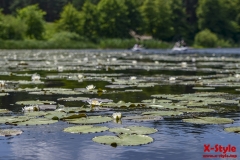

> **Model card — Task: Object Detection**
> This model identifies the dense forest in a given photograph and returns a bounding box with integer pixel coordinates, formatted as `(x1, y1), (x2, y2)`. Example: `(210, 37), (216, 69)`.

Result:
(0, 0), (240, 49)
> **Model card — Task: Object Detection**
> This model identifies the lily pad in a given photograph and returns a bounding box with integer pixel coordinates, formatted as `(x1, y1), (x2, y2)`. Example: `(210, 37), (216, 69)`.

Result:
(63, 125), (109, 134)
(92, 134), (153, 146)
(192, 87), (215, 90)
(0, 93), (9, 96)
(57, 97), (89, 101)
(16, 100), (56, 105)
(178, 108), (215, 113)
(122, 115), (163, 122)
(0, 129), (23, 136)
(142, 111), (183, 116)
(0, 109), (12, 114)
(182, 117), (234, 124)
(65, 116), (112, 124)
(12, 118), (58, 126)
(0, 116), (29, 124)
(224, 127), (240, 134)
(109, 126), (157, 135)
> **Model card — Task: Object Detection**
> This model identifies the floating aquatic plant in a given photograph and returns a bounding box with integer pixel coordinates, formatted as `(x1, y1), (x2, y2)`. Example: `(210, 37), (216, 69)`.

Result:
(12, 118), (58, 126)
(182, 117), (234, 124)
(65, 116), (112, 124)
(0, 129), (23, 136)
(112, 112), (122, 120)
(63, 125), (109, 134)
(122, 115), (163, 122)
(92, 134), (153, 146)
(16, 100), (56, 105)
(22, 105), (40, 112)
(109, 126), (157, 135)
(86, 84), (96, 90)
(224, 126), (240, 134)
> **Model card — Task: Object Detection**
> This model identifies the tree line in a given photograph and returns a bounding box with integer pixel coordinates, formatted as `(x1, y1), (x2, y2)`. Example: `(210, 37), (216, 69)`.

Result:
(0, 0), (240, 48)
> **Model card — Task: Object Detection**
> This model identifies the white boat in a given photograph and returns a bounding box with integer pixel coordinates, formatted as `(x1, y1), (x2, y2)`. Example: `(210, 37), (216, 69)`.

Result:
(172, 46), (188, 52)
(172, 40), (188, 52)
(131, 44), (143, 52)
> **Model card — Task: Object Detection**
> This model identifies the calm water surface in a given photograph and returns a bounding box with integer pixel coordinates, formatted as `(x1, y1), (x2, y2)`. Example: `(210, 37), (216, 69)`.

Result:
(0, 49), (239, 160)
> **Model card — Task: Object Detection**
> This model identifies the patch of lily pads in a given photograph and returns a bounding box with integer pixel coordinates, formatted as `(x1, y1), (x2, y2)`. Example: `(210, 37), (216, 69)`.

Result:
(109, 126), (157, 135)
(0, 129), (23, 136)
(182, 117), (234, 124)
(16, 100), (56, 105)
(12, 118), (58, 126)
(63, 125), (109, 134)
(224, 126), (240, 134)
(92, 134), (153, 146)
(64, 116), (112, 124)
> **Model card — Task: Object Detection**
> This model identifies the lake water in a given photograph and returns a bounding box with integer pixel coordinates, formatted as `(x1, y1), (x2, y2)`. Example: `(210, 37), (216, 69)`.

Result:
(0, 48), (239, 160)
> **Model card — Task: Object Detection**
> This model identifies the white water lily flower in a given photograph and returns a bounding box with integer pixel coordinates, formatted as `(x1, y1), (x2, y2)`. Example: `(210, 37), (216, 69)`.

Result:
(58, 66), (63, 72)
(130, 76), (137, 80)
(22, 105), (39, 112)
(112, 112), (122, 120)
(87, 99), (102, 106)
(77, 74), (84, 79)
(181, 62), (187, 68)
(31, 73), (40, 81)
(86, 84), (96, 90)
(169, 77), (176, 81)
(235, 74), (240, 78)
(132, 60), (137, 64)
(0, 80), (6, 87)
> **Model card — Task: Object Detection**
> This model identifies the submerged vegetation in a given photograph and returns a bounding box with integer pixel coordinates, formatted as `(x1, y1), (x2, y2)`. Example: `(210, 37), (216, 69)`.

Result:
(0, 50), (239, 148)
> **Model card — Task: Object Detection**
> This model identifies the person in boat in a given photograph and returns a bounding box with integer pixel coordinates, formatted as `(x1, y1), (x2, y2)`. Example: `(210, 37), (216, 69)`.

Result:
(132, 44), (143, 51)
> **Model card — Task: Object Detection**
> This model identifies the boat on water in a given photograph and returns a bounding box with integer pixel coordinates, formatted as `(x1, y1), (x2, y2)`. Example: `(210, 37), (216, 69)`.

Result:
(131, 44), (143, 52)
(172, 40), (189, 52)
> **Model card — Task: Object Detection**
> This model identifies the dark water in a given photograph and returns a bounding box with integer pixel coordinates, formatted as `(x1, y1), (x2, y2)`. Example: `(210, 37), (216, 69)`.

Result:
(0, 49), (239, 160)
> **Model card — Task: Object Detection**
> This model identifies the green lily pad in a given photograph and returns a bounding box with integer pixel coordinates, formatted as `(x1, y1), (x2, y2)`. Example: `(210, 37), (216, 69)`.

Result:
(56, 107), (91, 113)
(44, 111), (67, 120)
(12, 118), (58, 126)
(92, 134), (153, 146)
(57, 97), (89, 101)
(142, 111), (183, 116)
(124, 89), (143, 92)
(24, 111), (48, 117)
(0, 109), (12, 114)
(122, 115), (163, 122)
(16, 100), (56, 105)
(182, 117), (234, 124)
(147, 104), (187, 109)
(109, 126), (157, 135)
(0, 129), (23, 136)
(179, 108), (215, 113)
(43, 88), (72, 91)
(63, 125), (109, 134)
(65, 116), (112, 124)
(224, 127), (240, 134)
(192, 87), (215, 90)
(0, 93), (9, 96)
(0, 116), (29, 124)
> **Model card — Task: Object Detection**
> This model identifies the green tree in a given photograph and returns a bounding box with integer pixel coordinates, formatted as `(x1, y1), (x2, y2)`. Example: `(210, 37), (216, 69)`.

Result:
(197, 0), (239, 42)
(17, 4), (46, 39)
(154, 0), (173, 41)
(169, 0), (189, 42)
(55, 3), (82, 34)
(0, 14), (26, 40)
(140, 0), (157, 35)
(80, 1), (99, 40)
(97, 0), (129, 38)
(140, 0), (173, 41)
(194, 29), (218, 48)
(124, 0), (143, 34)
